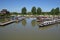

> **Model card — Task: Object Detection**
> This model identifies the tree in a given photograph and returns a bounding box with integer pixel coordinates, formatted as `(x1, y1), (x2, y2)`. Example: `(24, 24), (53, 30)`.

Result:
(50, 8), (55, 15)
(21, 7), (27, 14)
(50, 8), (55, 19)
(55, 7), (59, 15)
(37, 7), (42, 15)
(31, 6), (36, 15)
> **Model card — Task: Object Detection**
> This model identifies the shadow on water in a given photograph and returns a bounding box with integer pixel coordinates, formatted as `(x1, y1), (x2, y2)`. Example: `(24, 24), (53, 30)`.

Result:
(0, 26), (5, 28)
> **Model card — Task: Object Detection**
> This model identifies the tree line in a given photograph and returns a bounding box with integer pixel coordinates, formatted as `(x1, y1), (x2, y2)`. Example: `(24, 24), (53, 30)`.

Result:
(21, 6), (42, 15)
(21, 6), (60, 15)
(0, 6), (60, 15)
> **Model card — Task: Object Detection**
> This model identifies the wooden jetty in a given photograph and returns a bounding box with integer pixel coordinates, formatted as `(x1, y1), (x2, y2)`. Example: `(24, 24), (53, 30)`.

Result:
(0, 20), (15, 26)
(0, 17), (26, 26)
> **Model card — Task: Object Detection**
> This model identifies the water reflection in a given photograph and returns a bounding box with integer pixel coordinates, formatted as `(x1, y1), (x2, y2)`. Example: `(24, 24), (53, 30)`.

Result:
(31, 20), (36, 27)
(21, 19), (27, 26)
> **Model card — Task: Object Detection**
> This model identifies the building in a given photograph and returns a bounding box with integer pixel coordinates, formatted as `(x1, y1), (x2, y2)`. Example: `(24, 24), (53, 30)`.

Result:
(0, 9), (10, 19)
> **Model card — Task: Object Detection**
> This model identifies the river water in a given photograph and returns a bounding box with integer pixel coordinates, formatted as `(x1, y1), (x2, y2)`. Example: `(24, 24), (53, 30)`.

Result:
(0, 18), (60, 40)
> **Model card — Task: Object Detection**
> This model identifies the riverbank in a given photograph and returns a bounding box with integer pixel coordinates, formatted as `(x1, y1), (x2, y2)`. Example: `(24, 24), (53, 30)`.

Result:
(11, 15), (60, 18)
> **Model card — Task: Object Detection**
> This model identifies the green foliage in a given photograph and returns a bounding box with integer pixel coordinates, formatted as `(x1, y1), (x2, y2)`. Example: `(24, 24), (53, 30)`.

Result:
(37, 7), (42, 15)
(0, 7), (60, 16)
(50, 7), (59, 15)
(27, 12), (32, 15)
(12, 12), (18, 15)
(21, 7), (27, 14)
(55, 7), (59, 15)
(50, 8), (55, 15)
(31, 6), (36, 15)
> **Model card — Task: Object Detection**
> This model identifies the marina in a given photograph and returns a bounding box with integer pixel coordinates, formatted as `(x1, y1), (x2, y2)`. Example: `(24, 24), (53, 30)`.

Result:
(0, 17), (60, 40)
(0, 0), (60, 40)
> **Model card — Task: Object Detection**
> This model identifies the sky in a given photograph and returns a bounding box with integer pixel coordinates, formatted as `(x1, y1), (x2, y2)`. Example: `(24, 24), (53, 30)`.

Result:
(0, 0), (60, 12)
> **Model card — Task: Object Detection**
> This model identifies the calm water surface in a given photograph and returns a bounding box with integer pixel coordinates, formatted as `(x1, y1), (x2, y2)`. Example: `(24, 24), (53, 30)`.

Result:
(0, 18), (60, 40)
